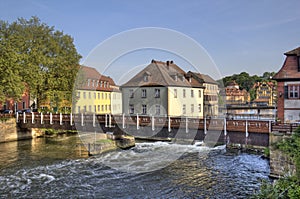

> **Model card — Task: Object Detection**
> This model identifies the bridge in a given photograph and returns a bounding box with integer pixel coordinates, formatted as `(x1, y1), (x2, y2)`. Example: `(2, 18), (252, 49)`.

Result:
(4, 112), (297, 148)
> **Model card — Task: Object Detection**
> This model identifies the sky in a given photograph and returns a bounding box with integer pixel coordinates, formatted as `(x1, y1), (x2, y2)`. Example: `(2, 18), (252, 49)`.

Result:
(1, 0), (300, 82)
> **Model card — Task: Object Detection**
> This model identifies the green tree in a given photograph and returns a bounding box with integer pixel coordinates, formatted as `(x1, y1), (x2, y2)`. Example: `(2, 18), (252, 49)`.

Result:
(0, 16), (81, 109)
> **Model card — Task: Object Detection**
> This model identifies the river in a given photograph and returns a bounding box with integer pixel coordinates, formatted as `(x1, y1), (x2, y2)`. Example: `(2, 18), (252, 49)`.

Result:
(0, 135), (269, 198)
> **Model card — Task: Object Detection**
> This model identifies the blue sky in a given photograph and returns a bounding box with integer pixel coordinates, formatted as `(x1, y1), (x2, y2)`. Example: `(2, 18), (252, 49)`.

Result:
(1, 0), (300, 81)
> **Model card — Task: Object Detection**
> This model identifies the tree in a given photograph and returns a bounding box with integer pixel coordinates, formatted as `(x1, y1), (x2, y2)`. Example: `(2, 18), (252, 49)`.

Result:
(0, 16), (81, 109)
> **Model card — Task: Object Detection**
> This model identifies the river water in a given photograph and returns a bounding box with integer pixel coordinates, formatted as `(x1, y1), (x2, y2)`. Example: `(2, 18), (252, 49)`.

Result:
(0, 135), (269, 198)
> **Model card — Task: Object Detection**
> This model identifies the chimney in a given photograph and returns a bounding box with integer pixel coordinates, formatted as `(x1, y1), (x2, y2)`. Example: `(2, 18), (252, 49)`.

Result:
(166, 61), (169, 70)
(170, 60), (173, 64)
(151, 59), (155, 63)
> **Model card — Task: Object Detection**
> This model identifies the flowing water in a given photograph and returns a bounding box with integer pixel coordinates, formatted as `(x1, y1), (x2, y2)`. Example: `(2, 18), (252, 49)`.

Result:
(0, 135), (269, 198)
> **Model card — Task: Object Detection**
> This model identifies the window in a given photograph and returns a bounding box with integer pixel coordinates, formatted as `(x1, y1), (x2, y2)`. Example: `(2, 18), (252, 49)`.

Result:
(87, 79), (90, 86)
(142, 104), (147, 115)
(144, 75), (148, 82)
(83, 92), (86, 99)
(105, 93), (107, 99)
(174, 89), (177, 98)
(98, 93), (100, 99)
(96, 80), (99, 87)
(129, 104), (134, 114)
(182, 104), (186, 114)
(289, 85), (299, 99)
(100, 81), (103, 87)
(105, 105), (107, 111)
(198, 104), (201, 113)
(84, 106), (87, 112)
(155, 105), (160, 115)
(183, 89), (186, 98)
(22, 101), (26, 109)
(191, 104), (194, 113)
(191, 90), (194, 98)
(198, 90), (201, 98)
(130, 89), (134, 98)
(77, 92), (80, 98)
(89, 105), (92, 112)
(94, 93), (96, 99)
(92, 80), (95, 87)
(88, 92), (91, 99)
(101, 105), (104, 111)
(155, 89), (160, 98)
(94, 105), (96, 112)
(78, 106), (80, 113)
(142, 89), (147, 98)
(102, 93), (104, 99)
(104, 82), (107, 88)
(98, 105), (100, 112)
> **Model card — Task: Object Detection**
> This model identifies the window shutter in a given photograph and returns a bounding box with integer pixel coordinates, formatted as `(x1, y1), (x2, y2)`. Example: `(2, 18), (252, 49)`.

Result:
(284, 86), (288, 99)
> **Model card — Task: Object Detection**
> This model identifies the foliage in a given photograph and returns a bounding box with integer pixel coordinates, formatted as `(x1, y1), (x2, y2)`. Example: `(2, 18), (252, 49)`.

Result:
(218, 71), (276, 92)
(0, 16), (81, 108)
(254, 127), (300, 198)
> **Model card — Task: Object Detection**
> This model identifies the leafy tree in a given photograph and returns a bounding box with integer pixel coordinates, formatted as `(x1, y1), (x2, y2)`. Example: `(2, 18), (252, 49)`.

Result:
(0, 16), (81, 109)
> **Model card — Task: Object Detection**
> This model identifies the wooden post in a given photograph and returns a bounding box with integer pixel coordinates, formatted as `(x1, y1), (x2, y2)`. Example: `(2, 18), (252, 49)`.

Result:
(50, 112), (53, 124)
(168, 116), (171, 132)
(23, 112), (26, 123)
(122, 113), (125, 129)
(152, 115), (155, 131)
(31, 112), (35, 124)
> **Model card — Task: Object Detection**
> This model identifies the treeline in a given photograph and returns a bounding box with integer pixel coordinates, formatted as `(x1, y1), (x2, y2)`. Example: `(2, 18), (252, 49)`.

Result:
(0, 16), (81, 107)
(218, 71), (277, 100)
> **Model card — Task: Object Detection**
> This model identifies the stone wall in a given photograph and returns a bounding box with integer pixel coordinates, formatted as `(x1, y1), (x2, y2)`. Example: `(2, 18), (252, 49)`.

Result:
(269, 132), (296, 178)
(0, 118), (35, 143)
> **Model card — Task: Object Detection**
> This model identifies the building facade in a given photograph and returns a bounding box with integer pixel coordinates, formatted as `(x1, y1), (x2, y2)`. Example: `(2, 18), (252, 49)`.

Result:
(225, 81), (250, 105)
(252, 81), (277, 106)
(273, 47), (300, 123)
(187, 72), (219, 117)
(75, 66), (121, 114)
(121, 60), (204, 117)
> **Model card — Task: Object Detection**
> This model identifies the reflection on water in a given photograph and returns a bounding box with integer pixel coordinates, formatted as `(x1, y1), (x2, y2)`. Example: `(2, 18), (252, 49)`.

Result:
(0, 136), (270, 198)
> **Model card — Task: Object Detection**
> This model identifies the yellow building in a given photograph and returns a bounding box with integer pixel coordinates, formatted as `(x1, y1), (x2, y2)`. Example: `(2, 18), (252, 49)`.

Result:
(74, 66), (120, 114)
(253, 81), (276, 106)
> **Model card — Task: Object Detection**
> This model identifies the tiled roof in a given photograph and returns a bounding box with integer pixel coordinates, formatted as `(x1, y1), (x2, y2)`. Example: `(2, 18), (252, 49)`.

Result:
(121, 60), (203, 88)
(77, 65), (116, 91)
(273, 46), (300, 80)
(187, 71), (218, 85)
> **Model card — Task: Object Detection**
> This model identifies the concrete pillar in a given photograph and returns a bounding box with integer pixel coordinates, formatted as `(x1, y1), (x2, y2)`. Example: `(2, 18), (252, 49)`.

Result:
(70, 113), (73, 126)
(204, 117), (207, 134)
(224, 118), (227, 136)
(93, 113), (96, 127)
(137, 113), (139, 130)
(168, 116), (171, 132)
(245, 120), (249, 138)
(60, 113), (63, 125)
(23, 112), (26, 123)
(185, 117), (189, 133)
(122, 113), (125, 129)
(109, 114), (112, 128)
(152, 115), (155, 131)
(50, 112), (53, 124)
(41, 112), (43, 124)
(16, 112), (19, 123)
(31, 112), (35, 124)
(105, 114), (108, 127)
(81, 113), (84, 126)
